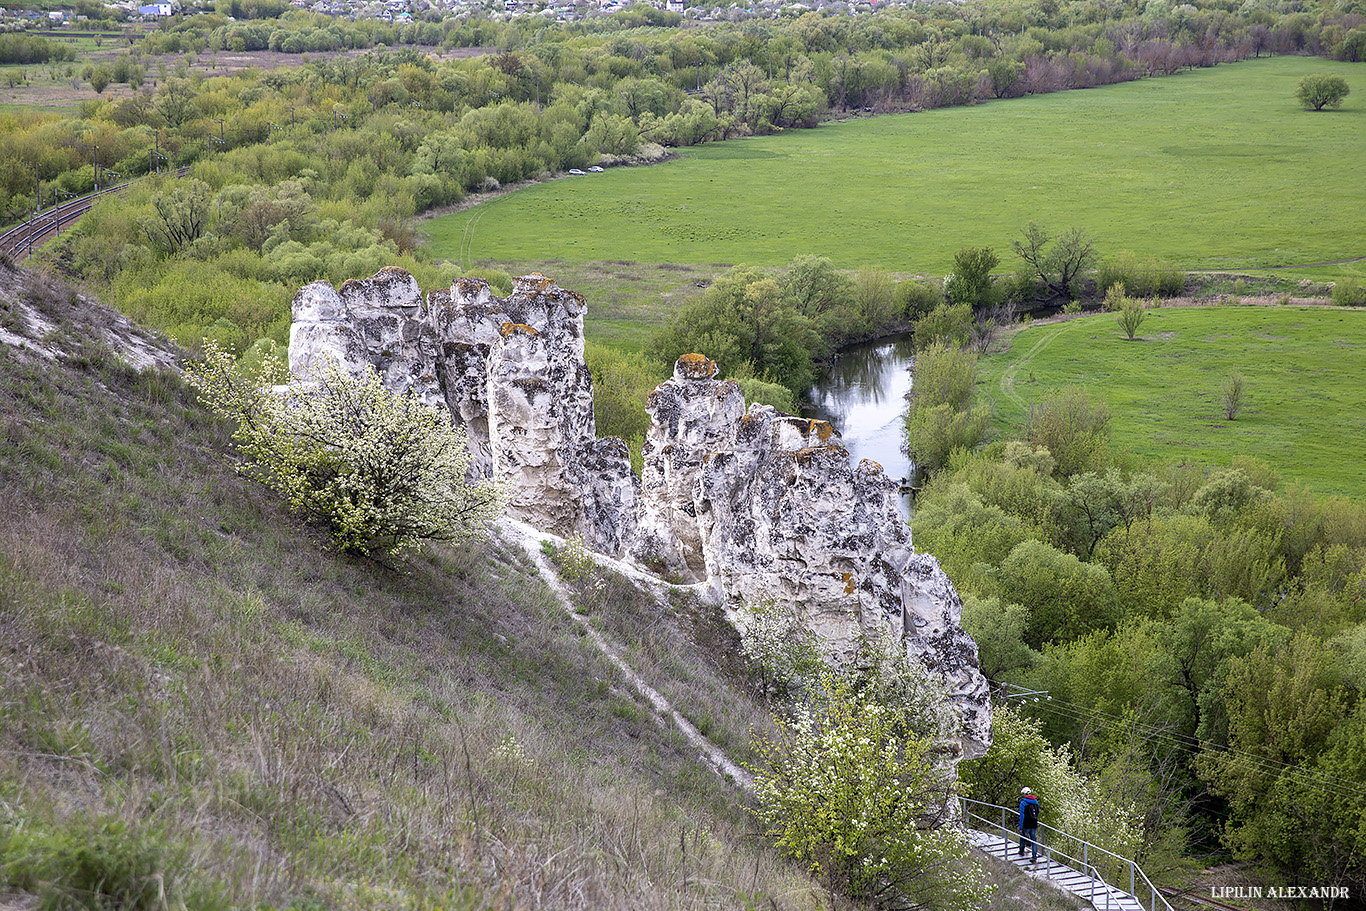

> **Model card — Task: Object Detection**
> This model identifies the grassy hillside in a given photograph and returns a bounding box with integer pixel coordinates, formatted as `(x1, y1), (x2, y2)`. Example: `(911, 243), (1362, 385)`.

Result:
(0, 262), (818, 909)
(430, 56), (1366, 281)
(977, 303), (1366, 498)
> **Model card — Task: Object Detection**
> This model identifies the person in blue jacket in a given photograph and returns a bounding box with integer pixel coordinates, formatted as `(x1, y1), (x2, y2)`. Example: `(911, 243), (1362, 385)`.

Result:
(1019, 787), (1040, 864)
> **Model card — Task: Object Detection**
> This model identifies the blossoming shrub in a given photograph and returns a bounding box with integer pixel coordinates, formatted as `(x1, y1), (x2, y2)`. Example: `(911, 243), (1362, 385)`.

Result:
(748, 646), (990, 911)
(186, 341), (504, 557)
(735, 600), (824, 698)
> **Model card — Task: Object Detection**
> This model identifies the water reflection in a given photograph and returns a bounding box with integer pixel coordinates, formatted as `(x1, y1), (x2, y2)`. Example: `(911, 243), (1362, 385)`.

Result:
(804, 334), (916, 518)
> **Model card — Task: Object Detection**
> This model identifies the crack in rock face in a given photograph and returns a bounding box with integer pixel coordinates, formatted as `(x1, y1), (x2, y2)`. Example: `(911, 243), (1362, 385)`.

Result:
(289, 269), (991, 759)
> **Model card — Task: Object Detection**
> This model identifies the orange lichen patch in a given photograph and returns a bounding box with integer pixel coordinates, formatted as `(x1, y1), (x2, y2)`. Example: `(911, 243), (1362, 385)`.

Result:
(794, 443), (848, 466)
(516, 272), (555, 293)
(454, 277), (489, 294)
(808, 419), (834, 442)
(500, 321), (539, 338)
(676, 353), (716, 380)
(842, 572), (856, 595)
(858, 459), (884, 473)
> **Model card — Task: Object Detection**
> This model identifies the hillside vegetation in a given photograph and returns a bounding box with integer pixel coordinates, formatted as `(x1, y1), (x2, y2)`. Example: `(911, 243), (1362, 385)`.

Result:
(0, 263), (816, 909)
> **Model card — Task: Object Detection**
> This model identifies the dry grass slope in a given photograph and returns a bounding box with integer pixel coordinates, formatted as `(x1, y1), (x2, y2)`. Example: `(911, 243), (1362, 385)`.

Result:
(0, 262), (830, 910)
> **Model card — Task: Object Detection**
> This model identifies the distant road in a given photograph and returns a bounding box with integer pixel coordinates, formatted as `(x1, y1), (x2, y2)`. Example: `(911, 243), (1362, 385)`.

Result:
(0, 166), (188, 260)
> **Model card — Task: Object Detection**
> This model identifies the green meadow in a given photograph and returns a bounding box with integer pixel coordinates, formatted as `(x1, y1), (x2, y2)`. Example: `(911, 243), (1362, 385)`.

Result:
(429, 56), (1366, 281)
(977, 305), (1366, 497)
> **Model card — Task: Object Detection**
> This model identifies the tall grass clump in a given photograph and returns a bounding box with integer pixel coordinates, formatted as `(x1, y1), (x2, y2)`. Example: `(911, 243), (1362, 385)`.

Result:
(1332, 278), (1365, 307)
(1097, 251), (1186, 298)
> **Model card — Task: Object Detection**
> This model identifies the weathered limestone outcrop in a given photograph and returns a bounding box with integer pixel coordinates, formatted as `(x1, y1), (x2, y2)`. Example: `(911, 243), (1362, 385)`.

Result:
(288, 269), (988, 758)
(632, 354), (747, 582)
(289, 267), (444, 410)
(643, 361), (992, 758)
(288, 269), (636, 555)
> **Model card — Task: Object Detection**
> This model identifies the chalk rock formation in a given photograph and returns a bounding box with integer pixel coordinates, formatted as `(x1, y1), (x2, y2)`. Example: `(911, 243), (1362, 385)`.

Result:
(643, 361), (992, 759)
(288, 269), (636, 555)
(632, 354), (746, 582)
(289, 267), (444, 411)
(287, 270), (988, 757)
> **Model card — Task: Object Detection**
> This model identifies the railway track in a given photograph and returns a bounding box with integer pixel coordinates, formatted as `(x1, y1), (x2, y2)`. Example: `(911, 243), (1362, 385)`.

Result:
(0, 167), (189, 260)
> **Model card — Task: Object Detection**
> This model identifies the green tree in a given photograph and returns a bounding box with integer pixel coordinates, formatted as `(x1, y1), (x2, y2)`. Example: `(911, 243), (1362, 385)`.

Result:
(1196, 633), (1366, 894)
(1295, 73), (1350, 110)
(961, 594), (1037, 681)
(993, 538), (1119, 646)
(1012, 223), (1098, 302)
(85, 64), (113, 94)
(651, 266), (822, 395)
(913, 301), (973, 351)
(186, 343), (505, 558)
(1024, 386), (1111, 477)
(943, 246), (999, 309)
(903, 341), (992, 472)
(749, 666), (990, 911)
(138, 179), (214, 256)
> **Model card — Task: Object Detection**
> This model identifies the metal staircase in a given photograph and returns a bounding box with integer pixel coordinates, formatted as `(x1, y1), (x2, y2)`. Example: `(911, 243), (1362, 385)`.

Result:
(960, 797), (1173, 911)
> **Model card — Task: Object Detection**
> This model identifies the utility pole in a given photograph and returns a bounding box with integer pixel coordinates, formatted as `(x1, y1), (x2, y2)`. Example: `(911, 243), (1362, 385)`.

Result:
(34, 165), (40, 215)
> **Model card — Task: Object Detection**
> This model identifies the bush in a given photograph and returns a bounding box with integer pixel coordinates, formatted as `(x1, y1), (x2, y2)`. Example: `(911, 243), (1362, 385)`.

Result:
(1222, 371), (1246, 420)
(748, 659), (990, 911)
(1295, 73), (1350, 110)
(1117, 296), (1147, 341)
(944, 247), (1000, 309)
(913, 301), (973, 351)
(186, 342), (505, 557)
(1, 816), (228, 911)
(901, 279), (944, 320)
(904, 342), (993, 471)
(1025, 387), (1111, 477)
(1097, 251), (1186, 298)
(1331, 278), (1365, 307)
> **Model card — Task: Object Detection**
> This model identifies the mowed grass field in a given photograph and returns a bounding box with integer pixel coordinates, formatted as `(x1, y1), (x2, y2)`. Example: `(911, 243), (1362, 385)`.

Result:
(978, 305), (1366, 497)
(428, 56), (1366, 280)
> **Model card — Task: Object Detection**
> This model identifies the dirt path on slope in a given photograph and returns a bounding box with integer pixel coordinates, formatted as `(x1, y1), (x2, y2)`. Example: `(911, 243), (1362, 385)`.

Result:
(499, 518), (753, 789)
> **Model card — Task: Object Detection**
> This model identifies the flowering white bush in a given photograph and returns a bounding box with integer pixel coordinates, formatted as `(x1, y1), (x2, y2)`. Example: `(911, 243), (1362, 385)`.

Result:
(186, 341), (504, 558)
(736, 600), (824, 697)
(749, 656), (990, 911)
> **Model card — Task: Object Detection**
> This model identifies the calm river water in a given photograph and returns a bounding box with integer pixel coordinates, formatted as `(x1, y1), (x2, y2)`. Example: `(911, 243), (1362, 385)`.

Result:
(804, 334), (916, 518)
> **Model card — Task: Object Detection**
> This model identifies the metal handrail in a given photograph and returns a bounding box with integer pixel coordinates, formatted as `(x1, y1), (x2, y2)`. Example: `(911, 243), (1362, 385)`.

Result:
(960, 796), (1174, 911)
(961, 798), (1113, 910)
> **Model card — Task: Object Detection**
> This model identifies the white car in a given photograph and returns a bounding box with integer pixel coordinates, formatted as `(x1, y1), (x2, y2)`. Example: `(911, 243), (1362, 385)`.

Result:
(568, 169), (586, 175)
(588, 166), (604, 173)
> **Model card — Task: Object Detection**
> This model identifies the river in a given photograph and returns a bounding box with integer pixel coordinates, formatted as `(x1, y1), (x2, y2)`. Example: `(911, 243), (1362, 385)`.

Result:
(804, 334), (916, 519)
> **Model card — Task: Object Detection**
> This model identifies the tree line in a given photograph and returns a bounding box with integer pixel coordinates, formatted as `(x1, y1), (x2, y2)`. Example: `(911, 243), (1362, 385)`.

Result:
(906, 324), (1366, 892)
